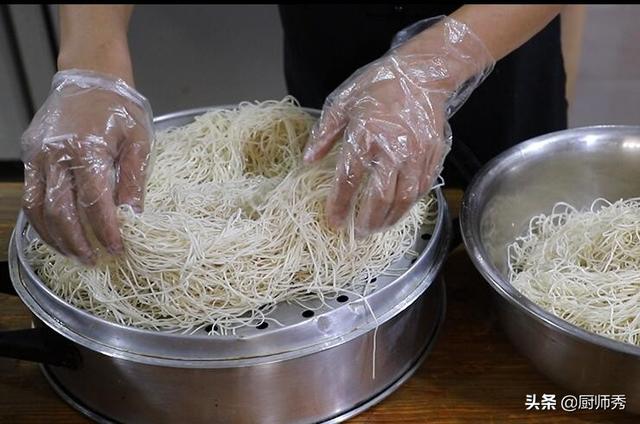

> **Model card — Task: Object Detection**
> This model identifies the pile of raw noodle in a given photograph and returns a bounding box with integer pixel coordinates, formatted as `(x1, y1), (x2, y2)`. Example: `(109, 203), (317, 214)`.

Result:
(508, 198), (640, 346)
(26, 97), (435, 335)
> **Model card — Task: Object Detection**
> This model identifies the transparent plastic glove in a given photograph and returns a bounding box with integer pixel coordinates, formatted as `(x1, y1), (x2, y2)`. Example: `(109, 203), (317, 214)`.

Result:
(21, 69), (154, 265)
(304, 16), (495, 237)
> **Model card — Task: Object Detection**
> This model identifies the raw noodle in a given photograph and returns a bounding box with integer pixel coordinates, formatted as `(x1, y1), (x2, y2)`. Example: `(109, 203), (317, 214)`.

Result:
(508, 197), (640, 346)
(26, 97), (435, 335)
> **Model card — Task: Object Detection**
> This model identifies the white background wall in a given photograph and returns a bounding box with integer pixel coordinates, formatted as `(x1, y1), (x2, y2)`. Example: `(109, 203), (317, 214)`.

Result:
(128, 5), (287, 115)
(569, 5), (640, 127)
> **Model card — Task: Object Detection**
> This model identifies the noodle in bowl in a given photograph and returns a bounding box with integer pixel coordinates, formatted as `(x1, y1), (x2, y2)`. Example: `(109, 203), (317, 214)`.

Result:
(461, 125), (640, 413)
(507, 197), (640, 347)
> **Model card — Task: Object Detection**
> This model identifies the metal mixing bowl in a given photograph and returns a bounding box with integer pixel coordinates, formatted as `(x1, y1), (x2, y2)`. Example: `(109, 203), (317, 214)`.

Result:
(460, 125), (640, 413)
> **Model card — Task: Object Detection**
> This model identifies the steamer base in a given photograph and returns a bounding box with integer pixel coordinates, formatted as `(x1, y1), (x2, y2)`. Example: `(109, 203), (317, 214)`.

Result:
(40, 282), (446, 424)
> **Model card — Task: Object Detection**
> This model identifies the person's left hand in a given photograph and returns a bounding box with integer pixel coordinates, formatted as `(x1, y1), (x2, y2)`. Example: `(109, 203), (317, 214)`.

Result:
(303, 16), (494, 237)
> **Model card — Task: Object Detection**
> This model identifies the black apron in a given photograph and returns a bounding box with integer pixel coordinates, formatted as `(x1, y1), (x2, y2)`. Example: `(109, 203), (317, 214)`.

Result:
(279, 4), (568, 187)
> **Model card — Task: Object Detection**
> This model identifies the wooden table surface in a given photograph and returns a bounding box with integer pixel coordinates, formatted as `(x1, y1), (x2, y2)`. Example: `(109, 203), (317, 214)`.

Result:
(0, 183), (635, 423)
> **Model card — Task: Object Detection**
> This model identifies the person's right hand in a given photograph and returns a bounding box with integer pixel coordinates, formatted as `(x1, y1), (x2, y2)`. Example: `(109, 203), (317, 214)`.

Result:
(21, 69), (154, 265)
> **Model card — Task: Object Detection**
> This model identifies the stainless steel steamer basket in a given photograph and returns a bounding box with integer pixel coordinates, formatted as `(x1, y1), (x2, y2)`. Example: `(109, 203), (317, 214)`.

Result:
(1, 107), (452, 424)
(460, 125), (640, 414)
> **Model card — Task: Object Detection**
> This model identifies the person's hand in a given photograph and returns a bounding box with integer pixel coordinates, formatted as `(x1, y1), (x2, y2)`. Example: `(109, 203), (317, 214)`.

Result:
(304, 16), (495, 237)
(21, 69), (153, 265)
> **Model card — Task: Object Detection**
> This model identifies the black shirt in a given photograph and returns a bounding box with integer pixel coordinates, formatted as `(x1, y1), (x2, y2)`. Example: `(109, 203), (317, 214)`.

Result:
(279, 4), (567, 186)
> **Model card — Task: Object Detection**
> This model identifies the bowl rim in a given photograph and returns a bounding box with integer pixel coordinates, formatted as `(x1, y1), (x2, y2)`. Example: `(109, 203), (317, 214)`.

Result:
(460, 124), (640, 356)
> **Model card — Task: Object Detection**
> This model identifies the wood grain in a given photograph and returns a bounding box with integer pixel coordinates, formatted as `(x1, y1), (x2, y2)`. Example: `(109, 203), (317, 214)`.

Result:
(0, 185), (635, 423)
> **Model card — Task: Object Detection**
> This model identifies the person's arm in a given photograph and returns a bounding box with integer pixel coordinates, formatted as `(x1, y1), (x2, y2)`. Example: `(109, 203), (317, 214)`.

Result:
(453, 5), (565, 60)
(306, 5), (566, 237)
(401, 5), (566, 79)
(58, 5), (135, 84)
(560, 5), (587, 103)
(21, 5), (153, 264)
